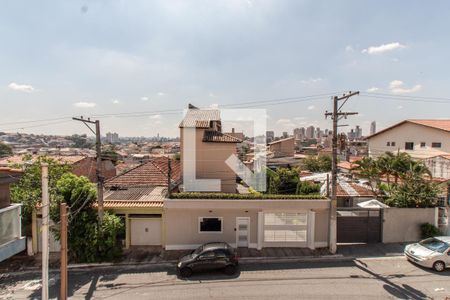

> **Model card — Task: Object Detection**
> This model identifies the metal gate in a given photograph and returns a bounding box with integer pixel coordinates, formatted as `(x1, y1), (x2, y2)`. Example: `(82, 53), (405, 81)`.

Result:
(337, 208), (382, 243)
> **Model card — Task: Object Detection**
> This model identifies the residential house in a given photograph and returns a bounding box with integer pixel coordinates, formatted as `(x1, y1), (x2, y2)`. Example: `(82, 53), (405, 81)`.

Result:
(0, 167), (25, 262)
(179, 104), (242, 193)
(268, 137), (295, 158)
(366, 119), (450, 159)
(164, 105), (331, 251)
(104, 157), (181, 249)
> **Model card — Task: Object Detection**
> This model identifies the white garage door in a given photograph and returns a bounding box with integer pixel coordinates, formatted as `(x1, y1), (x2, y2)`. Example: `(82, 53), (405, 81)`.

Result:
(130, 218), (162, 246)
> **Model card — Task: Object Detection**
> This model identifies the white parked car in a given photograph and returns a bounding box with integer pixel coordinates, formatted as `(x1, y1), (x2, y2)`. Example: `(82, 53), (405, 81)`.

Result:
(404, 236), (450, 272)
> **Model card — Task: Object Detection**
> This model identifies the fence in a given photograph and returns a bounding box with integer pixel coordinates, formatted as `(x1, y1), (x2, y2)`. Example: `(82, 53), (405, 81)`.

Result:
(382, 207), (438, 243)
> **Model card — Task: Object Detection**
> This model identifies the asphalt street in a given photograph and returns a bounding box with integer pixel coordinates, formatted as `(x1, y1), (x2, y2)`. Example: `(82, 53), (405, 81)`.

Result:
(1, 257), (449, 299)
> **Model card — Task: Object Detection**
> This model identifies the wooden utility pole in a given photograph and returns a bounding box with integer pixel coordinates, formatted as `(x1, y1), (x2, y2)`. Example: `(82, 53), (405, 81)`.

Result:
(325, 91), (359, 254)
(41, 163), (49, 300)
(60, 203), (68, 300)
(72, 117), (104, 223)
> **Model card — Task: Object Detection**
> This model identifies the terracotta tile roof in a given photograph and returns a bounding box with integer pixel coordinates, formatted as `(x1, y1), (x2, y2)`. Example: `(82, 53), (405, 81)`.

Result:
(179, 107), (220, 128)
(367, 119), (450, 139)
(336, 181), (376, 198)
(337, 161), (358, 170)
(203, 130), (243, 143)
(0, 167), (23, 184)
(0, 155), (86, 166)
(105, 157), (180, 188)
(408, 119), (450, 132)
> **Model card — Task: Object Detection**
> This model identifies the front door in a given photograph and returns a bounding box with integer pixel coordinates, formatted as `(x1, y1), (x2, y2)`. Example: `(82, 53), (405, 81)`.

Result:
(236, 217), (250, 248)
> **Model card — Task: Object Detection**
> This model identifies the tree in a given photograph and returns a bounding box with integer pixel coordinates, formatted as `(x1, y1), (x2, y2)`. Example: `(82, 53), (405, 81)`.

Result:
(356, 151), (438, 207)
(264, 167), (320, 195)
(67, 134), (93, 148)
(10, 156), (72, 231)
(0, 142), (13, 158)
(303, 154), (332, 172)
(51, 173), (124, 262)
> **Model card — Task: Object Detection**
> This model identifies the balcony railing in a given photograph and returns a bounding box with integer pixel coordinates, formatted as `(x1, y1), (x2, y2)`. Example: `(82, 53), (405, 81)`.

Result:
(0, 204), (22, 246)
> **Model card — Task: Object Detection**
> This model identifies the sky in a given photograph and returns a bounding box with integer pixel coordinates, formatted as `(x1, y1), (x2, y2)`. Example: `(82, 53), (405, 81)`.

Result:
(1, 0), (450, 138)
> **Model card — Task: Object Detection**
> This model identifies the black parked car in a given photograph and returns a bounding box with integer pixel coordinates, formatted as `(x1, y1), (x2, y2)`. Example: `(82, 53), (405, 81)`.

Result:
(177, 242), (239, 277)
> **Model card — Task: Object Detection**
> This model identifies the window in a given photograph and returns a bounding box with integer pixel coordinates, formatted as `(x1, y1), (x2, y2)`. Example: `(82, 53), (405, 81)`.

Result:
(432, 142), (442, 148)
(199, 217), (223, 233)
(386, 142), (390, 146)
(198, 251), (215, 260)
(420, 142), (426, 148)
(405, 142), (414, 150)
(391, 142), (396, 147)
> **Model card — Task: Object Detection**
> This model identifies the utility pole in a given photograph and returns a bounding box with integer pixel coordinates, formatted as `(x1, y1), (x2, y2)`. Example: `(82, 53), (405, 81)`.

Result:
(41, 163), (49, 300)
(167, 157), (172, 198)
(60, 203), (68, 300)
(72, 117), (104, 223)
(325, 91), (359, 254)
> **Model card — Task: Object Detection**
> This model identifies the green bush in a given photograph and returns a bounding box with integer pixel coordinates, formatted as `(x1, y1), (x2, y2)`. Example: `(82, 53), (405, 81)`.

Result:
(420, 223), (441, 239)
(296, 181), (321, 195)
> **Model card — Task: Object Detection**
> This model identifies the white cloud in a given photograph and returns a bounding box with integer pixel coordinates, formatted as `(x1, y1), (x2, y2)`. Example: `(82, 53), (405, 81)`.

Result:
(149, 114), (162, 119)
(73, 102), (96, 108)
(111, 99), (120, 104)
(345, 45), (354, 53)
(366, 87), (379, 92)
(141, 96), (149, 101)
(209, 92), (218, 98)
(389, 80), (422, 94)
(307, 105), (315, 110)
(397, 105), (403, 109)
(157, 92), (165, 96)
(8, 82), (35, 93)
(389, 80), (403, 89)
(300, 78), (322, 84)
(362, 42), (406, 55)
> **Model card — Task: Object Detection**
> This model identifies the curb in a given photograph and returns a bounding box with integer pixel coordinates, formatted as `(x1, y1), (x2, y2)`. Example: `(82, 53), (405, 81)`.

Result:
(2, 254), (405, 277)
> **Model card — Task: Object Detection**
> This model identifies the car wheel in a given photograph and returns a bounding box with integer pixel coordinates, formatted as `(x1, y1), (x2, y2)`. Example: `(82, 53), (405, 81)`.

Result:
(224, 265), (237, 276)
(433, 261), (445, 272)
(179, 267), (193, 278)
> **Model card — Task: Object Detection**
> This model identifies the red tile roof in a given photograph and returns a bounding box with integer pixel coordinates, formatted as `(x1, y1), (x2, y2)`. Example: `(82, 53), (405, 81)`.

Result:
(203, 130), (243, 143)
(367, 119), (450, 139)
(179, 107), (220, 128)
(105, 157), (180, 188)
(337, 161), (358, 170)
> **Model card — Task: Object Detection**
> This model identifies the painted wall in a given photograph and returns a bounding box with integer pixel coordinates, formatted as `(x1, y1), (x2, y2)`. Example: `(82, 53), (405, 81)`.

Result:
(382, 208), (437, 243)
(165, 209), (258, 248)
(180, 128), (238, 193)
(423, 156), (450, 179)
(368, 122), (450, 159)
(164, 199), (330, 249)
(269, 138), (295, 158)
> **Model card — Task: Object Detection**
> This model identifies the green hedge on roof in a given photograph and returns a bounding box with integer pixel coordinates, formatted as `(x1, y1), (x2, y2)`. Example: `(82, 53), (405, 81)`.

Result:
(170, 192), (325, 200)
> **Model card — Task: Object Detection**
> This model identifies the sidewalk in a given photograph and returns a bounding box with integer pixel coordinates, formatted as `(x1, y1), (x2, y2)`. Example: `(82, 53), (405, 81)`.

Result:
(0, 243), (406, 274)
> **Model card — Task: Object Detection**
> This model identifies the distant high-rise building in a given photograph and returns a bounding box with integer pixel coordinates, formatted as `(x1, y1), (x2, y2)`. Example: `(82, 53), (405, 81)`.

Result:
(282, 131), (288, 138)
(306, 126), (315, 139)
(293, 128), (305, 141)
(355, 125), (362, 139)
(106, 132), (119, 144)
(370, 121), (376, 136)
(266, 131), (275, 143)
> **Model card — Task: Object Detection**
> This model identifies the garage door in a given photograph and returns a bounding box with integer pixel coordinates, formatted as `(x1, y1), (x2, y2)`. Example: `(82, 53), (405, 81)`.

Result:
(130, 218), (162, 246)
